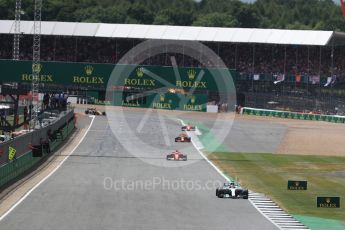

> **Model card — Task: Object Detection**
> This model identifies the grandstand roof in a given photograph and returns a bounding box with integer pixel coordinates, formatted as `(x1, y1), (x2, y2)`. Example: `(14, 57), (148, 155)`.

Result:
(1, 20), (345, 46)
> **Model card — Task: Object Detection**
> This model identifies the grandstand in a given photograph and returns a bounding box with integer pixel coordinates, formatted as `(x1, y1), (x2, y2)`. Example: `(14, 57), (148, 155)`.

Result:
(1, 20), (345, 114)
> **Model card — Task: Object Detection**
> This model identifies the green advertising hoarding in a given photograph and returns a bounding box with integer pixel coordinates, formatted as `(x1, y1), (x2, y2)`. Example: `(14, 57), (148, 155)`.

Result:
(112, 92), (207, 112)
(287, 180), (307, 190)
(317, 197), (340, 208)
(0, 59), (235, 92)
(0, 59), (113, 87)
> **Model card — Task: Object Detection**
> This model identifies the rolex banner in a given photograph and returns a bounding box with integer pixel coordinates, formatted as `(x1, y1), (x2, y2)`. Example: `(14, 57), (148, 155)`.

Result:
(287, 180), (307, 190)
(151, 93), (207, 112)
(0, 60), (112, 87)
(317, 197), (340, 208)
(0, 60), (235, 92)
(112, 92), (207, 112)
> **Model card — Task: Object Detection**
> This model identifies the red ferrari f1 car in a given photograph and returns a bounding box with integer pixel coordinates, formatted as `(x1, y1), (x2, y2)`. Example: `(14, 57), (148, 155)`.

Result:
(175, 133), (191, 142)
(166, 150), (187, 161)
(181, 124), (195, 131)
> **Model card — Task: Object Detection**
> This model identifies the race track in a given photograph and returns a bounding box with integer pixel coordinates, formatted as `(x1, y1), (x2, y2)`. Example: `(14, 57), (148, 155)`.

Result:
(0, 109), (278, 230)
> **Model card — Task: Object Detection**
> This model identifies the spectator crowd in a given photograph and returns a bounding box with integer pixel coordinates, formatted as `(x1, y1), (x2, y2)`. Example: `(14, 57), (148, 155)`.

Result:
(0, 34), (345, 81)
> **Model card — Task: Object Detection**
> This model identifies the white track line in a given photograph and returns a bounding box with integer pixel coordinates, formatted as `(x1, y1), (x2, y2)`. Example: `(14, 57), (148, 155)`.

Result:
(178, 119), (231, 182)
(178, 119), (310, 230)
(0, 115), (96, 222)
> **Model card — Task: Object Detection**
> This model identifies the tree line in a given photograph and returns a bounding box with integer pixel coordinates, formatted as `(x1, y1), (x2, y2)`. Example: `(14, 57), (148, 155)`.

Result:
(0, 0), (344, 31)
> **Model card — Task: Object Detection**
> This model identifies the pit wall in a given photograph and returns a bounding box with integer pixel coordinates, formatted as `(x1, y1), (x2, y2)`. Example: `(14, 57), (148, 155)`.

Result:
(0, 110), (75, 166)
(242, 107), (345, 123)
(0, 113), (75, 188)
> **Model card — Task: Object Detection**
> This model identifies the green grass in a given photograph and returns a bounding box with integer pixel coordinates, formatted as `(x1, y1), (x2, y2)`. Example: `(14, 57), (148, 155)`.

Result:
(209, 152), (345, 221)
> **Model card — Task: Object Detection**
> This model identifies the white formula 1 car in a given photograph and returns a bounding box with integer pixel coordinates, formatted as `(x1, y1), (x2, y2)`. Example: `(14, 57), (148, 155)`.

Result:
(216, 182), (248, 199)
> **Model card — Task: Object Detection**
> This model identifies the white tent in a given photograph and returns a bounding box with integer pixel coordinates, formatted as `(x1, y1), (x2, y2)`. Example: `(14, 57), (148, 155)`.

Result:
(1, 20), (345, 46)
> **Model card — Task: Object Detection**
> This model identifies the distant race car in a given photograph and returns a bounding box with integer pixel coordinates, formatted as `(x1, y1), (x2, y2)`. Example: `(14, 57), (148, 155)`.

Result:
(216, 182), (248, 199)
(175, 133), (191, 142)
(181, 124), (195, 131)
(85, 108), (106, 116)
(166, 150), (187, 161)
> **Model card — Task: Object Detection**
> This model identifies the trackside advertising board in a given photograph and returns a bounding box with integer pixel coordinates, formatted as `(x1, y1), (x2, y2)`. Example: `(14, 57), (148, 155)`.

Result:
(317, 197), (340, 208)
(112, 92), (207, 112)
(287, 180), (307, 190)
(0, 60), (235, 92)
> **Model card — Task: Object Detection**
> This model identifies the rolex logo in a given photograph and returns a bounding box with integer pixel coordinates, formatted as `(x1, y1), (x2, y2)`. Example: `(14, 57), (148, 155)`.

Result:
(32, 63), (42, 73)
(191, 96), (196, 104)
(326, 198), (331, 204)
(160, 94), (165, 102)
(187, 69), (196, 80)
(85, 65), (94, 76)
(136, 67), (144, 78)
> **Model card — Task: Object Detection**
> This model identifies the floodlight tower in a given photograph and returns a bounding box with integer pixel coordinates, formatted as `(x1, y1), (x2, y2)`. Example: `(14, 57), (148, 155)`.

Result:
(31, 0), (42, 128)
(13, 0), (21, 60)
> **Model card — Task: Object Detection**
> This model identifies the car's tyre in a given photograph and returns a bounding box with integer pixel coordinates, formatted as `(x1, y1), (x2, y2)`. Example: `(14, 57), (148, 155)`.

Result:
(85, 110), (89, 114)
(183, 156), (187, 161)
(218, 194), (224, 198)
(216, 189), (219, 196)
(243, 190), (249, 199)
(235, 190), (240, 198)
(166, 155), (169, 160)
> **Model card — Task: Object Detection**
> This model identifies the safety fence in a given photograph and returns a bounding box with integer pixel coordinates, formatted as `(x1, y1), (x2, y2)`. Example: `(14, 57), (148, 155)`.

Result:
(242, 107), (345, 123)
(0, 115), (75, 188)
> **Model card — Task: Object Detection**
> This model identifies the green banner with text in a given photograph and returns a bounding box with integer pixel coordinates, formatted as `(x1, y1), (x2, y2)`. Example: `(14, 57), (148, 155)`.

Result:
(112, 92), (207, 112)
(287, 180), (307, 190)
(0, 59), (235, 92)
(317, 197), (340, 208)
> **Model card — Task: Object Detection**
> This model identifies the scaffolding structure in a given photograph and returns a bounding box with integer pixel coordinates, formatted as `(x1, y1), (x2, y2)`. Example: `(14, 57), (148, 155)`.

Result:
(12, 0), (21, 60)
(31, 0), (42, 128)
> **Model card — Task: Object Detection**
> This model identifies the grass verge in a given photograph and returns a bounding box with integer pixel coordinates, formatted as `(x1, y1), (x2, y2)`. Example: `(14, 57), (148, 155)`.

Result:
(208, 152), (345, 222)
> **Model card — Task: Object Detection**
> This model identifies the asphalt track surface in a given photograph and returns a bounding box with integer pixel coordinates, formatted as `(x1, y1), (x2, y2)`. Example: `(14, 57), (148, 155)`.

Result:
(0, 110), (278, 230)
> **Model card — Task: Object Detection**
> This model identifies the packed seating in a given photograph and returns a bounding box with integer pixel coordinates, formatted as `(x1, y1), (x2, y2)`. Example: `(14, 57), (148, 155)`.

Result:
(0, 34), (344, 80)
